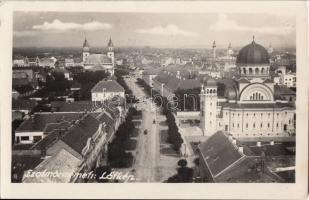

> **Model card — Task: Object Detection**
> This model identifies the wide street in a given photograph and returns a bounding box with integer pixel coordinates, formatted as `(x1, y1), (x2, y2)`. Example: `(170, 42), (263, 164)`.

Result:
(124, 77), (161, 182)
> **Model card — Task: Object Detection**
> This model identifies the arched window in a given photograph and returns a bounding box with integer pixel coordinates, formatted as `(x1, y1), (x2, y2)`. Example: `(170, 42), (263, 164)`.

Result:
(267, 123), (270, 128)
(249, 68), (253, 75)
(261, 96), (264, 100)
(210, 89), (212, 94)
(213, 89), (216, 93)
(261, 68), (265, 74)
(206, 89), (209, 94)
(253, 93), (255, 100)
(258, 93), (261, 100)
(243, 68), (247, 74)
(260, 123), (263, 128)
(253, 123), (256, 128)
(255, 68), (259, 74)
(246, 123), (248, 128)
(250, 96), (252, 100)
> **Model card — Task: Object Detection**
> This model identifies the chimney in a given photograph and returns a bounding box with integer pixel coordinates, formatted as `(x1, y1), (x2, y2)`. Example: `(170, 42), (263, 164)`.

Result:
(238, 147), (244, 154)
(257, 141), (261, 147)
(270, 141), (275, 146)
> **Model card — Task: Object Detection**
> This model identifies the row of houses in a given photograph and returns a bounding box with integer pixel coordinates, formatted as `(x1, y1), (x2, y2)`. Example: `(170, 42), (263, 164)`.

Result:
(12, 100), (125, 183)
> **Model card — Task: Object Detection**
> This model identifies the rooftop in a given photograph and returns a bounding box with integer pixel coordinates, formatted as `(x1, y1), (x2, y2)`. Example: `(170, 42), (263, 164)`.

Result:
(51, 101), (93, 112)
(16, 113), (83, 132)
(91, 80), (125, 93)
(22, 149), (82, 183)
(84, 54), (112, 65)
(61, 114), (100, 154)
(198, 132), (243, 177)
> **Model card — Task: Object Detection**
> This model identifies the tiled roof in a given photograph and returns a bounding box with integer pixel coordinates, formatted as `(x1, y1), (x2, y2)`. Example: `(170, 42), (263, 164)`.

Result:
(84, 54), (112, 65)
(31, 130), (60, 150)
(199, 132), (243, 177)
(91, 80), (125, 93)
(61, 114), (100, 154)
(16, 113), (83, 132)
(154, 72), (201, 91)
(23, 149), (82, 183)
(43, 121), (71, 133)
(51, 101), (93, 112)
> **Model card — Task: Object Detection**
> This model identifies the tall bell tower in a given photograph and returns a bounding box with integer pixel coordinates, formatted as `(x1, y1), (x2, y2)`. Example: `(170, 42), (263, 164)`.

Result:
(200, 78), (218, 136)
(82, 38), (90, 63)
(107, 37), (114, 65)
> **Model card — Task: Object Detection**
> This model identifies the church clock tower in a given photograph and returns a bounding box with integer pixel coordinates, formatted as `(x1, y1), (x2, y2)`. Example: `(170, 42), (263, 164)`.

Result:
(82, 38), (90, 63)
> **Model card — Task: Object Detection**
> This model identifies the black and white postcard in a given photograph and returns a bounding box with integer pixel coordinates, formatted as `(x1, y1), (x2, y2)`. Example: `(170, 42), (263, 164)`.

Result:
(0, 1), (308, 199)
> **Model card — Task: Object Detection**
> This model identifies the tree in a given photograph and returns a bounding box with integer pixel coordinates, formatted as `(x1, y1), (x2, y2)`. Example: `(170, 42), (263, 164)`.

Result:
(177, 159), (188, 168)
(166, 159), (194, 183)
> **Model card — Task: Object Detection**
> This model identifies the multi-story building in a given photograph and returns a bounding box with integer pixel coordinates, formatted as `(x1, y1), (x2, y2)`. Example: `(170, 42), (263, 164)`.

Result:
(91, 80), (125, 102)
(82, 37), (115, 76)
(200, 39), (296, 138)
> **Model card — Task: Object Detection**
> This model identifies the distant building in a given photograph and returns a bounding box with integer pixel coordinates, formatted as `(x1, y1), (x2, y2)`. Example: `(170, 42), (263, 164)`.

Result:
(39, 57), (57, 68)
(283, 72), (296, 88)
(53, 68), (72, 80)
(82, 37), (115, 76)
(91, 79), (125, 102)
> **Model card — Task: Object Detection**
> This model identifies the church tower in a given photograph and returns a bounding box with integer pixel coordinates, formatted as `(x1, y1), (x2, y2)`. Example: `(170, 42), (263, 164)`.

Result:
(227, 42), (233, 58)
(212, 40), (217, 59)
(200, 78), (218, 136)
(82, 38), (90, 63)
(107, 37), (115, 65)
(107, 37), (115, 76)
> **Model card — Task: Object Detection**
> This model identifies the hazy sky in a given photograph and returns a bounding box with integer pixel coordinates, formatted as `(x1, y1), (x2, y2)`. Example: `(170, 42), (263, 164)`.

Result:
(13, 12), (295, 49)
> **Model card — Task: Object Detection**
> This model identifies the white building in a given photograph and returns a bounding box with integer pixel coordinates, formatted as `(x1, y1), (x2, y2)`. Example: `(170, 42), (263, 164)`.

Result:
(283, 72), (296, 88)
(82, 37), (115, 76)
(200, 39), (295, 139)
(91, 80), (125, 102)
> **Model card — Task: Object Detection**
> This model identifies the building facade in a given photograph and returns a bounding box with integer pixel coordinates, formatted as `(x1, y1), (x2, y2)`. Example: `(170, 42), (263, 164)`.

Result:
(91, 80), (125, 102)
(82, 37), (115, 76)
(200, 39), (296, 138)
